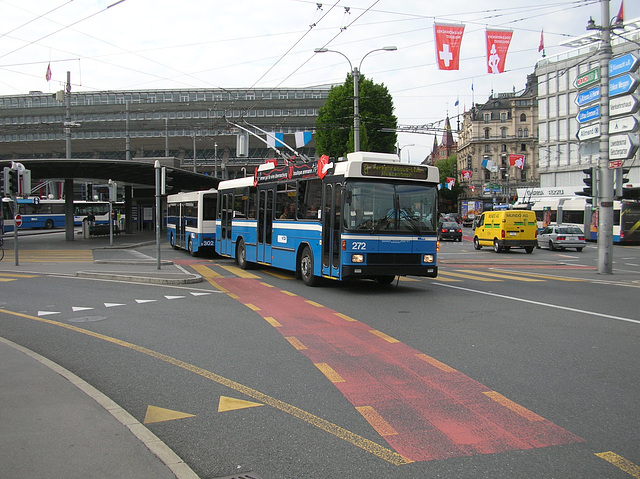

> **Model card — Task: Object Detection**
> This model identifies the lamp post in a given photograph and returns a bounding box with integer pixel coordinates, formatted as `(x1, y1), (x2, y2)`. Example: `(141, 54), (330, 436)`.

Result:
(314, 46), (397, 152)
(397, 143), (415, 162)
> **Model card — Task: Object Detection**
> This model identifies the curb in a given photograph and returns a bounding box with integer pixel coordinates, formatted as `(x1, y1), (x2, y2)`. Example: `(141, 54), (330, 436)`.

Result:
(76, 271), (203, 285)
(0, 337), (200, 479)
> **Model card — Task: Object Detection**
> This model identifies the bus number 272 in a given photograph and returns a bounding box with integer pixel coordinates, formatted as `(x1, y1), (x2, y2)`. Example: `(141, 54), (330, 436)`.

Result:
(351, 241), (367, 250)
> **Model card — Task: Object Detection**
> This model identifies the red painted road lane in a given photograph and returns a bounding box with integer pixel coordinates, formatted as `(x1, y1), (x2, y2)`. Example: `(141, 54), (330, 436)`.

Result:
(215, 277), (583, 462)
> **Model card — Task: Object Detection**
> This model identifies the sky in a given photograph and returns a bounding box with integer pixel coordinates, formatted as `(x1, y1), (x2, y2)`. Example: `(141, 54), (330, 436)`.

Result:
(1, 0), (639, 163)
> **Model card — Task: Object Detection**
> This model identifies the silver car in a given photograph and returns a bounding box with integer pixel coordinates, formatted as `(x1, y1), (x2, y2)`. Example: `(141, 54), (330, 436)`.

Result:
(537, 225), (586, 252)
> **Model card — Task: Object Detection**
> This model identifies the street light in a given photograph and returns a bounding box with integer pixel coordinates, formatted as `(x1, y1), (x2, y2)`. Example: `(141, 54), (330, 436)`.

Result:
(314, 46), (397, 152)
(397, 143), (415, 162)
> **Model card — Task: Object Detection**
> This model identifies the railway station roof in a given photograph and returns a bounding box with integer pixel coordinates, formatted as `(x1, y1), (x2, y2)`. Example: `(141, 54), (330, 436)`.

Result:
(0, 158), (220, 193)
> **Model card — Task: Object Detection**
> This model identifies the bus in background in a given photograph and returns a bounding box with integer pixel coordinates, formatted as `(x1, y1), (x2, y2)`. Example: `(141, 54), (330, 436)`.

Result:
(1, 198), (123, 233)
(166, 188), (217, 255)
(525, 196), (640, 244)
(216, 151), (440, 286)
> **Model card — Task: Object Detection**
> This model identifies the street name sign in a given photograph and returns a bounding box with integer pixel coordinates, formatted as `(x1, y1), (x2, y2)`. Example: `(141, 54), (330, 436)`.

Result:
(576, 104), (601, 124)
(609, 133), (639, 160)
(609, 73), (639, 97)
(577, 123), (601, 141)
(575, 86), (600, 107)
(573, 68), (600, 89)
(609, 53), (639, 77)
(609, 94), (640, 117)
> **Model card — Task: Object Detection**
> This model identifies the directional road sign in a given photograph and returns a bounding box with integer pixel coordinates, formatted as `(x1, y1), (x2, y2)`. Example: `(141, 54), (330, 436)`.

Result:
(609, 53), (639, 78)
(609, 73), (639, 98)
(576, 104), (601, 124)
(577, 123), (601, 141)
(573, 68), (600, 90)
(610, 114), (639, 134)
(609, 94), (640, 117)
(575, 86), (600, 107)
(609, 133), (640, 160)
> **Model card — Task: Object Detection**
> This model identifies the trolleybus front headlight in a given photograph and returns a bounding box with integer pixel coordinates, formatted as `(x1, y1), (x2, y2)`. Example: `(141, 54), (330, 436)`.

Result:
(423, 254), (434, 263)
(351, 254), (364, 263)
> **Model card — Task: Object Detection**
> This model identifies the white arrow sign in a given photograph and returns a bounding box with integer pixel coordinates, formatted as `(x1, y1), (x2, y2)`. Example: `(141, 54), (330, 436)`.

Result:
(609, 94), (640, 117)
(577, 123), (601, 141)
(610, 114), (640, 134)
(609, 133), (640, 160)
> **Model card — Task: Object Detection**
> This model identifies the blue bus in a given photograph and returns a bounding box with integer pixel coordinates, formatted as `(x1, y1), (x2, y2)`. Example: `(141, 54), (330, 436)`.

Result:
(216, 152), (440, 286)
(166, 188), (217, 255)
(1, 198), (122, 233)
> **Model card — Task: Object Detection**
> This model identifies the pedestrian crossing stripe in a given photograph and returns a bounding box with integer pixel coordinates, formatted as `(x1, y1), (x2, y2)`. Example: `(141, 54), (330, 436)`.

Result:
(1, 250), (93, 262)
(438, 271), (501, 282)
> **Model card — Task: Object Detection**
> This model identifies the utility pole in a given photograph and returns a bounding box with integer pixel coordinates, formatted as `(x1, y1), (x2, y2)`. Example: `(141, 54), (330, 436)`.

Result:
(594, 0), (614, 274)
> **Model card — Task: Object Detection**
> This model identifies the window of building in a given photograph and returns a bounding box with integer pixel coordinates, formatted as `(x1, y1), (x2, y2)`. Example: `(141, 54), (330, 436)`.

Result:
(484, 128), (490, 139)
(501, 144), (507, 152)
(484, 113), (490, 123)
(518, 128), (523, 138)
(524, 127), (529, 137)
(520, 143), (527, 152)
(484, 144), (491, 153)
(520, 113), (526, 122)
(500, 112), (507, 123)
(501, 128), (507, 138)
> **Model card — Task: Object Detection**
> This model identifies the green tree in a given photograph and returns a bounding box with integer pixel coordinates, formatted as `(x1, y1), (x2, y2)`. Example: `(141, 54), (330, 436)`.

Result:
(435, 154), (462, 212)
(315, 73), (397, 157)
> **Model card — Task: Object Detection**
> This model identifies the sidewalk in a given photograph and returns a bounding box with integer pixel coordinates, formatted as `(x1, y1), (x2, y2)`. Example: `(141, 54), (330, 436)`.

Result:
(0, 229), (203, 479)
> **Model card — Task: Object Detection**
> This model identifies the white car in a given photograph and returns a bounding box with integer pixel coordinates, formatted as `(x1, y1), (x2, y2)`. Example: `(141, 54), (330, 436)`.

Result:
(537, 225), (586, 252)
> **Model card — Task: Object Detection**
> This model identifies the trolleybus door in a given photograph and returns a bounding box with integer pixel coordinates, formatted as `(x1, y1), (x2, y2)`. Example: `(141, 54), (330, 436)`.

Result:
(257, 188), (274, 263)
(219, 192), (233, 256)
(321, 183), (342, 279)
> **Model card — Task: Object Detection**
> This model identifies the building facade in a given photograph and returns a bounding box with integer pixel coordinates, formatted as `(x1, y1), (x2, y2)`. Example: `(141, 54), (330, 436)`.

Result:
(0, 86), (330, 179)
(535, 17), (640, 190)
(456, 74), (539, 209)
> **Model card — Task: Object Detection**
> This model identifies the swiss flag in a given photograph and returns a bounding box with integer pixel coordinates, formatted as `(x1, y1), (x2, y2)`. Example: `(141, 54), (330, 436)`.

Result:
(45, 63), (52, 82)
(434, 23), (465, 71)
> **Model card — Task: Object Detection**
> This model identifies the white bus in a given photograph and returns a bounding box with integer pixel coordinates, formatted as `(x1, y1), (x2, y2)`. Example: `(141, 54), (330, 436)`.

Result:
(166, 188), (217, 255)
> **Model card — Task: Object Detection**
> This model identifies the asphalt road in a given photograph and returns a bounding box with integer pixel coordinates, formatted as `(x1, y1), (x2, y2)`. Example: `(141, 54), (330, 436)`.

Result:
(1, 231), (639, 478)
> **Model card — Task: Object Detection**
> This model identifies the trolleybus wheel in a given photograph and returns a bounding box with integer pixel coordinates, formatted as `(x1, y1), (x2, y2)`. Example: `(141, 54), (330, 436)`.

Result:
(236, 238), (249, 270)
(300, 246), (317, 287)
(375, 275), (396, 284)
(188, 237), (196, 256)
(45, 219), (54, 229)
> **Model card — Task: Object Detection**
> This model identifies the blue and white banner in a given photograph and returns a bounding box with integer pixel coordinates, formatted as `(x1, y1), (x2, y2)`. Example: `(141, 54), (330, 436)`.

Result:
(266, 132), (285, 148)
(294, 131), (312, 148)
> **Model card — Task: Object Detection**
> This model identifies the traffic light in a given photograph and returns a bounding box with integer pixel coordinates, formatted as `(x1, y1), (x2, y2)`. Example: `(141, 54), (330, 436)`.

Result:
(0, 168), (4, 197)
(576, 166), (597, 199)
(3, 166), (17, 197)
(615, 167), (630, 198)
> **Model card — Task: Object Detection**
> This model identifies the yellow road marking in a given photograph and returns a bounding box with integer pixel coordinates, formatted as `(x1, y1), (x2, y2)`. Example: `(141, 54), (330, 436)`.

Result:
(2, 250), (93, 262)
(495, 270), (586, 282)
(262, 270), (295, 280)
(314, 363), (345, 383)
(455, 270), (544, 282)
(305, 300), (324, 308)
(218, 396), (263, 413)
(263, 316), (282, 328)
(259, 282), (274, 288)
(143, 405), (195, 424)
(370, 329), (399, 343)
(595, 451), (640, 478)
(398, 276), (420, 282)
(245, 303), (260, 311)
(356, 406), (398, 437)
(190, 264), (223, 278)
(285, 336), (308, 350)
(416, 354), (457, 373)
(0, 278), (17, 282)
(0, 273), (38, 278)
(438, 271), (501, 282)
(483, 391), (544, 422)
(0, 308), (411, 465)
(334, 312), (357, 322)
(218, 264), (260, 278)
(281, 290), (297, 296)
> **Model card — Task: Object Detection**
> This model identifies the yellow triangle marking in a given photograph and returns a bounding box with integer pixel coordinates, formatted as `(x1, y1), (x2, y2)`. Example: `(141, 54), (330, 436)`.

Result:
(143, 405), (195, 424)
(218, 396), (264, 412)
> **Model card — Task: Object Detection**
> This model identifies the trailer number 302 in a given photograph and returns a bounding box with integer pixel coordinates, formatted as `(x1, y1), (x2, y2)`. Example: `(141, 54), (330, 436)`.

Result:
(351, 241), (367, 250)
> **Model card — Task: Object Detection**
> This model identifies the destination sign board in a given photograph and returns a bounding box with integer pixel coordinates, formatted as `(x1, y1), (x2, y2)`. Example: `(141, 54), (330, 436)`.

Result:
(609, 133), (639, 160)
(577, 123), (601, 141)
(576, 104), (601, 124)
(609, 73), (639, 97)
(609, 53), (639, 78)
(573, 68), (600, 89)
(575, 86), (600, 107)
(610, 114), (639, 134)
(609, 94), (640, 117)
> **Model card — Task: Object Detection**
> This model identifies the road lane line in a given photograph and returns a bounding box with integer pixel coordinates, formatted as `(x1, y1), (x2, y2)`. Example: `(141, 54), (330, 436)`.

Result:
(0, 308), (412, 466)
(595, 451), (640, 478)
(285, 336), (307, 350)
(356, 406), (398, 437)
(438, 271), (501, 282)
(455, 270), (544, 282)
(416, 354), (457, 373)
(483, 391), (544, 422)
(434, 283), (640, 325)
(315, 363), (345, 383)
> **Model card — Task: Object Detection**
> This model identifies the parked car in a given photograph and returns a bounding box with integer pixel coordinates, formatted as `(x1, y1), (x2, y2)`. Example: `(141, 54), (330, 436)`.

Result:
(462, 213), (476, 227)
(438, 221), (463, 242)
(537, 225), (586, 251)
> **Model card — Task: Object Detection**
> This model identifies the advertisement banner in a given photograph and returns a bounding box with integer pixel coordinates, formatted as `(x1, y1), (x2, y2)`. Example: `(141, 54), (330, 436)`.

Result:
(486, 29), (513, 74)
(434, 23), (465, 71)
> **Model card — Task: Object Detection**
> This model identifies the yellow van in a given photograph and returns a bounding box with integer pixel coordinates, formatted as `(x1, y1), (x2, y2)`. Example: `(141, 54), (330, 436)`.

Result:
(473, 210), (537, 253)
